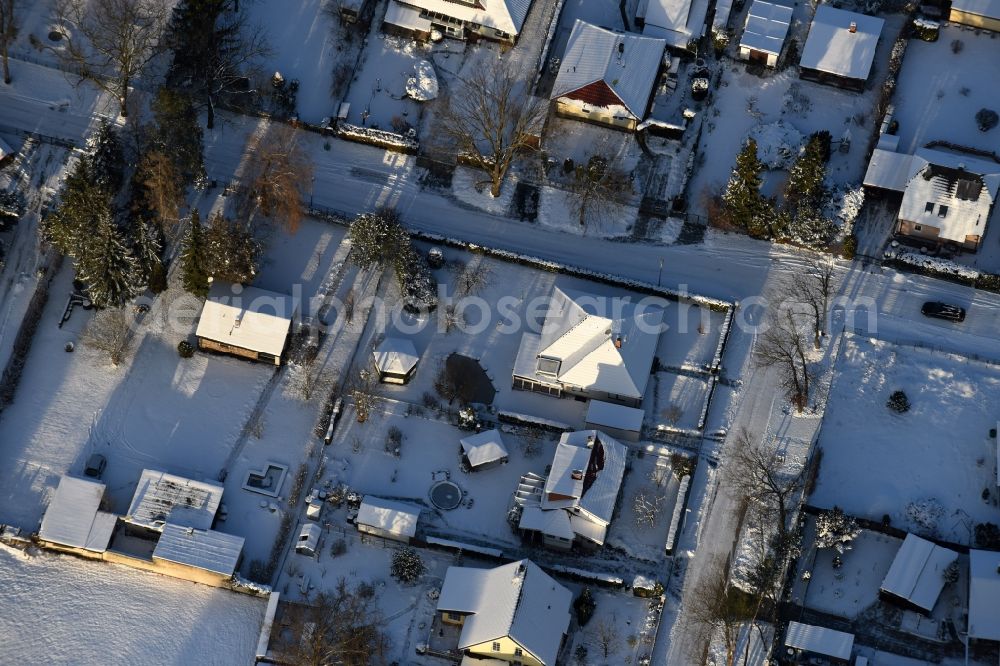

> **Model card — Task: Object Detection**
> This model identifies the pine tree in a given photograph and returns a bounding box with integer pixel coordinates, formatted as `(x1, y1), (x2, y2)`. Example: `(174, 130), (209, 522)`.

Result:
(132, 219), (164, 291)
(348, 209), (409, 270)
(204, 212), (260, 284)
(151, 88), (205, 185)
(76, 210), (143, 308)
(42, 157), (107, 256)
(783, 135), (836, 248)
(181, 209), (209, 297)
(90, 119), (125, 195)
(722, 139), (772, 238)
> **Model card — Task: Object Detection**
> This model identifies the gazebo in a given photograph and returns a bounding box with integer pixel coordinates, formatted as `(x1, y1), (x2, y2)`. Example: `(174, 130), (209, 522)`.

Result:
(373, 337), (419, 384)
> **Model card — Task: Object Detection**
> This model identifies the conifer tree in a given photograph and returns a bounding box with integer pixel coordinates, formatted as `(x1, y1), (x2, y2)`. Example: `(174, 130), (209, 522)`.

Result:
(132, 219), (165, 292)
(722, 139), (772, 238)
(181, 209), (209, 297)
(204, 212), (260, 284)
(76, 210), (143, 308)
(90, 119), (125, 195)
(42, 157), (106, 255)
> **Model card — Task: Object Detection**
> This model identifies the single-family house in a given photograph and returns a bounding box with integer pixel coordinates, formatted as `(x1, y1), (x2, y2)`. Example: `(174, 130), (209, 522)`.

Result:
(512, 286), (664, 407)
(637, 0), (710, 50)
(38, 476), (117, 556)
(373, 337), (420, 384)
(969, 549), (1000, 644)
(437, 559), (572, 666)
(356, 496), (420, 543)
(550, 21), (667, 132)
(784, 621), (854, 664)
(124, 469), (225, 533)
(865, 145), (1000, 252)
(460, 429), (510, 471)
(739, 0), (794, 67)
(150, 523), (245, 583)
(382, 0), (532, 43)
(799, 6), (884, 91)
(195, 281), (295, 365)
(948, 0), (1000, 31)
(515, 430), (628, 549)
(879, 533), (958, 615)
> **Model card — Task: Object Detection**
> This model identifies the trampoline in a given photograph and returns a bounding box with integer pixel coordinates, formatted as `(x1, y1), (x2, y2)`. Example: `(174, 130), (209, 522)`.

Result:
(429, 480), (463, 510)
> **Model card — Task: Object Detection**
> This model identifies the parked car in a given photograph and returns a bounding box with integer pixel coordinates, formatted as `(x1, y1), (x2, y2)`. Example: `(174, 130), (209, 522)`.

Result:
(84, 454), (107, 479)
(921, 301), (966, 322)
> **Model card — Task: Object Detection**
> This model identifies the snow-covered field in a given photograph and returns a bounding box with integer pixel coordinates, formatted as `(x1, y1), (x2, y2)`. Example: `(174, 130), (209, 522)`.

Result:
(0, 545), (265, 665)
(341, 35), (428, 131)
(811, 336), (1000, 544)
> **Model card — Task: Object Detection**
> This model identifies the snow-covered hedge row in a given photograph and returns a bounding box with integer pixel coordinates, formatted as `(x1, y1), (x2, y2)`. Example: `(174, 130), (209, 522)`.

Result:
(545, 563), (625, 587)
(408, 229), (734, 311)
(336, 122), (418, 154)
(665, 474), (691, 555)
(883, 248), (979, 282)
(498, 410), (573, 433)
(230, 575), (272, 597)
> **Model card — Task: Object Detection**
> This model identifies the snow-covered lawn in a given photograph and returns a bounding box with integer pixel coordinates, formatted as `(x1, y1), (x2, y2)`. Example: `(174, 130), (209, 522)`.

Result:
(341, 35), (429, 132)
(566, 588), (660, 666)
(606, 452), (685, 562)
(811, 336), (1000, 544)
(800, 528), (900, 619)
(0, 545), (265, 665)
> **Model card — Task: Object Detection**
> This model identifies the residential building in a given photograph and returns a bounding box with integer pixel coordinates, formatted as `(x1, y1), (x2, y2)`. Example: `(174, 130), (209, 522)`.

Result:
(879, 533), (958, 615)
(551, 21), (667, 131)
(514, 430), (627, 549)
(948, 0), (1000, 32)
(37, 476), (117, 556)
(382, 0), (533, 43)
(195, 281), (295, 365)
(799, 6), (884, 91)
(436, 559), (572, 666)
(738, 0), (794, 67)
(512, 286), (664, 407)
(637, 0), (710, 50)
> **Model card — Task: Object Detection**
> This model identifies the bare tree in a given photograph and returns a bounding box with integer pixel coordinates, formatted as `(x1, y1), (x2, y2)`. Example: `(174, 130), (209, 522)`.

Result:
(684, 556), (755, 666)
(277, 579), (390, 666)
(568, 154), (633, 228)
(138, 150), (183, 240)
(53, 0), (168, 116)
(756, 308), (812, 410)
(83, 307), (134, 365)
(633, 486), (666, 528)
(788, 257), (837, 348)
(289, 358), (326, 402)
(240, 124), (313, 233)
(593, 616), (622, 659)
(453, 259), (492, 298)
(349, 368), (378, 423)
(436, 57), (545, 197)
(728, 429), (803, 541)
(0, 0), (21, 85)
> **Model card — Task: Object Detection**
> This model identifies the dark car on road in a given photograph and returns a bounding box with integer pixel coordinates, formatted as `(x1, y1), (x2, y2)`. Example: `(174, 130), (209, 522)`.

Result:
(921, 301), (966, 322)
(84, 454), (107, 479)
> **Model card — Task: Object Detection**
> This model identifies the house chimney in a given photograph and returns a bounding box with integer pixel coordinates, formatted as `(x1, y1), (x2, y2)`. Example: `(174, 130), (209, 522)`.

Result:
(571, 469), (584, 480)
(615, 336), (622, 349)
(586, 435), (595, 448)
(618, 42), (625, 55)
(849, 21), (857, 33)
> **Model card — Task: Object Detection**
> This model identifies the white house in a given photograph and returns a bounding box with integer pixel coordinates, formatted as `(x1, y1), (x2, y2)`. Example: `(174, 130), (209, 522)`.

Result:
(864, 145), (1000, 252)
(969, 549), (1000, 643)
(356, 496), (420, 543)
(515, 430), (627, 549)
(879, 533), (958, 614)
(738, 0), (793, 67)
(513, 286), (664, 407)
(436, 559), (572, 665)
(38, 476), (117, 555)
(382, 0), (532, 42)
(460, 429), (510, 471)
(784, 621), (854, 663)
(195, 282), (295, 365)
(799, 6), (884, 91)
(551, 21), (667, 131)
(638, 0), (710, 49)
(373, 337), (420, 384)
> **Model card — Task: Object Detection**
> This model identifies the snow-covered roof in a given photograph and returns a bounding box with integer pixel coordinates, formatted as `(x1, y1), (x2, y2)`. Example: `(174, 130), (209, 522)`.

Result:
(864, 148), (915, 191)
(951, 0), (1000, 18)
(391, 0), (532, 35)
(195, 282), (294, 358)
(900, 164), (996, 245)
(515, 286), (663, 401)
(383, 1), (433, 32)
(152, 523), (244, 577)
(880, 533), (958, 613)
(585, 400), (644, 433)
(460, 429), (509, 467)
(373, 337), (419, 376)
(438, 560), (572, 666)
(542, 430), (627, 528)
(800, 6), (883, 81)
(784, 621), (854, 660)
(297, 522), (321, 551)
(551, 21), (666, 120)
(0, 136), (12, 161)
(125, 469), (224, 532)
(38, 476), (116, 552)
(740, 0), (793, 56)
(642, 0), (695, 45)
(518, 505), (575, 540)
(356, 496), (419, 538)
(969, 549), (1000, 641)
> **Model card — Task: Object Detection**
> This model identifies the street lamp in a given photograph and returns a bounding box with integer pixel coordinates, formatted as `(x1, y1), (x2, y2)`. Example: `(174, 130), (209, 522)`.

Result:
(310, 175), (315, 210)
(657, 257), (664, 287)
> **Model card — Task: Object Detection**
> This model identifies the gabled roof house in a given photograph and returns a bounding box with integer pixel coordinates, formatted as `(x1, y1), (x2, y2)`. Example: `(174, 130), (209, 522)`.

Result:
(799, 6), (884, 91)
(383, 0), (532, 43)
(195, 281), (295, 366)
(551, 21), (667, 131)
(513, 286), (664, 407)
(437, 559), (572, 665)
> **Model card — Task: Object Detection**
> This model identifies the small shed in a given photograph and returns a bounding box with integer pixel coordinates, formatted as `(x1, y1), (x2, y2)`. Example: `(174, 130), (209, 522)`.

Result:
(460, 429), (509, 470)
(799, 6), (884, 91)
(739, 0), (794, 67)
(784, 621), (854, 663)
(356, 496), (420, 543)
(879, 533), (958, 615)
(373, 337), (419, 384)
(969, 549), (1000, 642)
(585, 400), (644, 442)
(296, 522), (322, 556)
